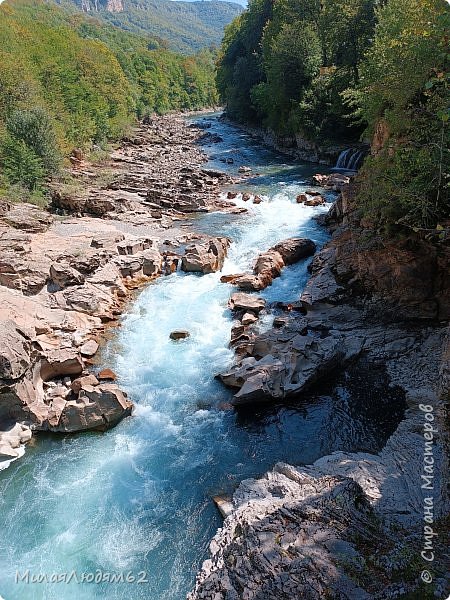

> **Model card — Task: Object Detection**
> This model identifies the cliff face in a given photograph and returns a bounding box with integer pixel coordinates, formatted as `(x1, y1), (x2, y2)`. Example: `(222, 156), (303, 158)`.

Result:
(319, 184), (450, 322)
(79, 0), (123, 12)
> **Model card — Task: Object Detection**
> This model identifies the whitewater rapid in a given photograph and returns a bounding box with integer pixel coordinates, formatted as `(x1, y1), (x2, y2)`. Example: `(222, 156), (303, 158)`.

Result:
(0, 116), (404, 600)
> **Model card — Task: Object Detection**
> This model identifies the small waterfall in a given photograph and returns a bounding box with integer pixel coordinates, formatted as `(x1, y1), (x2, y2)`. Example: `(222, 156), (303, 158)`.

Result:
(335, 148), (365, 170)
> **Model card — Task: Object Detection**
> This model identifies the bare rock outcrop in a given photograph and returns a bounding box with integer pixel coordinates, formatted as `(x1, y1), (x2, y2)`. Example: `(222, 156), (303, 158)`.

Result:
(223, 238), (316, 291)
(188, 469), (381, 600)
(0, 117), (239, 451)
(219, 322), (348, 405)
(1, 203), (53, 233)
(302, 185), (450, 320)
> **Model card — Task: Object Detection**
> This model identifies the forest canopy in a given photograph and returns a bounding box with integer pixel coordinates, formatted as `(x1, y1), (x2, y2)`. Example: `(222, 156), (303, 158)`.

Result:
(217, 0), (449, 231)
(0, 0), (219, 195)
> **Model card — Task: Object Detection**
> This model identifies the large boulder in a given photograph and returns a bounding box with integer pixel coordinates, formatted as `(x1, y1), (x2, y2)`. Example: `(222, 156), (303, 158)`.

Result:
(39, 349), (83, 382)
(59, 283), (117, 320)
(272, 238), (316, 265)
(113, 255), (143, 279)
(0, 376), (40, 423)
(223, 239), (316, 292)
(225, 273), (267, 292)
(0, 322), (36, 424)
(49, 384), (132, 432)
(181, 237), (230, 274)
(142, 249), (163, 277)
(0, 251), (51, 295)
(228, 293), (266, 314)
(88, 262), (127, 297)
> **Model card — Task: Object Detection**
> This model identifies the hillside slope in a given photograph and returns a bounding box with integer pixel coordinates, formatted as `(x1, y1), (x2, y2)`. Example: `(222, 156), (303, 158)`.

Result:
(58, 0), (243, 53)
(0, 0), (219, 198)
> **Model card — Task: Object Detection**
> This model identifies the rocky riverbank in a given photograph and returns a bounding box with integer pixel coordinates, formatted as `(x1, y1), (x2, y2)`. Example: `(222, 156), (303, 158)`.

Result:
(189, 182), (450, 598)
(0, 115), (237, 466)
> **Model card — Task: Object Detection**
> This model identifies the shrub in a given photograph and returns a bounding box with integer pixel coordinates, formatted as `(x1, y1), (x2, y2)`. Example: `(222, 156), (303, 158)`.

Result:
(0, 135), (46, 190)
(5, 108), (61, 174)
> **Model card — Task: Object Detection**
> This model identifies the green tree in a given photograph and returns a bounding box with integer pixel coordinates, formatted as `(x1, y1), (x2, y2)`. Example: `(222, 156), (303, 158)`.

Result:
(355, 0), (449, 231)
(216, 0), (273, 123)
(0, 135), (45, 190)
(253, 22), (322, 132)
(217, 0), (376, 140)
(6, 108), (61, 173)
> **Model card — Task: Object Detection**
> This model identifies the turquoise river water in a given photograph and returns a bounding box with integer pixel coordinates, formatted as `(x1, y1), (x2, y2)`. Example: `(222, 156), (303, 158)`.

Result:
(0, 115), (405, 600)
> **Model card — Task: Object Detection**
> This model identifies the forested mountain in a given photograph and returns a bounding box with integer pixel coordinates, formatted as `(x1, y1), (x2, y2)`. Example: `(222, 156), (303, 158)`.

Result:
(57, 0), (243, 53)
(218, 0), (449, 231)
(0, 0), (219, 195)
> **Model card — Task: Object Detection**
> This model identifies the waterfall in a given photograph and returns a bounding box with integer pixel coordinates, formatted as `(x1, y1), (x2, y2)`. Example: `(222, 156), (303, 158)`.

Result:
(335, 148), (365, 171)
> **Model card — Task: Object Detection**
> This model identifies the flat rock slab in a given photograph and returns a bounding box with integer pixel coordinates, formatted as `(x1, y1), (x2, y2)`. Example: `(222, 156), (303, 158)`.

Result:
(228, 293), (266, 314)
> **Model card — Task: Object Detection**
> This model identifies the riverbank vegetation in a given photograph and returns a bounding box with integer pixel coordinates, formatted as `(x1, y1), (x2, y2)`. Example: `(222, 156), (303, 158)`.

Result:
(0, 0), (219, 199)
(218, 0), (449, 231)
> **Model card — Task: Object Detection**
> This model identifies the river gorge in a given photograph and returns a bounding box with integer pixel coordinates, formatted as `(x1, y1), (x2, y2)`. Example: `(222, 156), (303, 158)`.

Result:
(0, 114), (445, 600)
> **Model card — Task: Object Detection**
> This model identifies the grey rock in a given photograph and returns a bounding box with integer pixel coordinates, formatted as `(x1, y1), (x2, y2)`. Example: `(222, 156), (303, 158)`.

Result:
(0, 320), (31, 380)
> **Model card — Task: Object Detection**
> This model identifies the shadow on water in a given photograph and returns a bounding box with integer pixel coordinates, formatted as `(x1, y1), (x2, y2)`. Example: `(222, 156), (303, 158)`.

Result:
(233, 358), (407, 469)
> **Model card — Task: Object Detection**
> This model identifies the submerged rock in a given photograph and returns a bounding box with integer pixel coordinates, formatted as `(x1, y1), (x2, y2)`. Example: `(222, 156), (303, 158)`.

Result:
(170, 330), (190, 340)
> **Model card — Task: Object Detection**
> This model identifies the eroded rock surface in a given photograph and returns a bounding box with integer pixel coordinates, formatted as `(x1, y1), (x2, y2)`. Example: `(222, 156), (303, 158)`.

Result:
(0, 116), (236, 442)
(182, 237), (230, 274)
(223, 238), (316, 291)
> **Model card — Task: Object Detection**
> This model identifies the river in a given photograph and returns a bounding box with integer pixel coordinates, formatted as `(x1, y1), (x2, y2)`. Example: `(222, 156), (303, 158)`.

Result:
(0, 115), (405, 600)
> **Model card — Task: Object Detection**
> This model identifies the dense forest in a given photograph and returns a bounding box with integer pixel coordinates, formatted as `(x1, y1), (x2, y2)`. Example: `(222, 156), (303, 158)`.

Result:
(0, 0), (219, 197)
(58, 0), (243, 54)
(218, 0), (449, 231)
